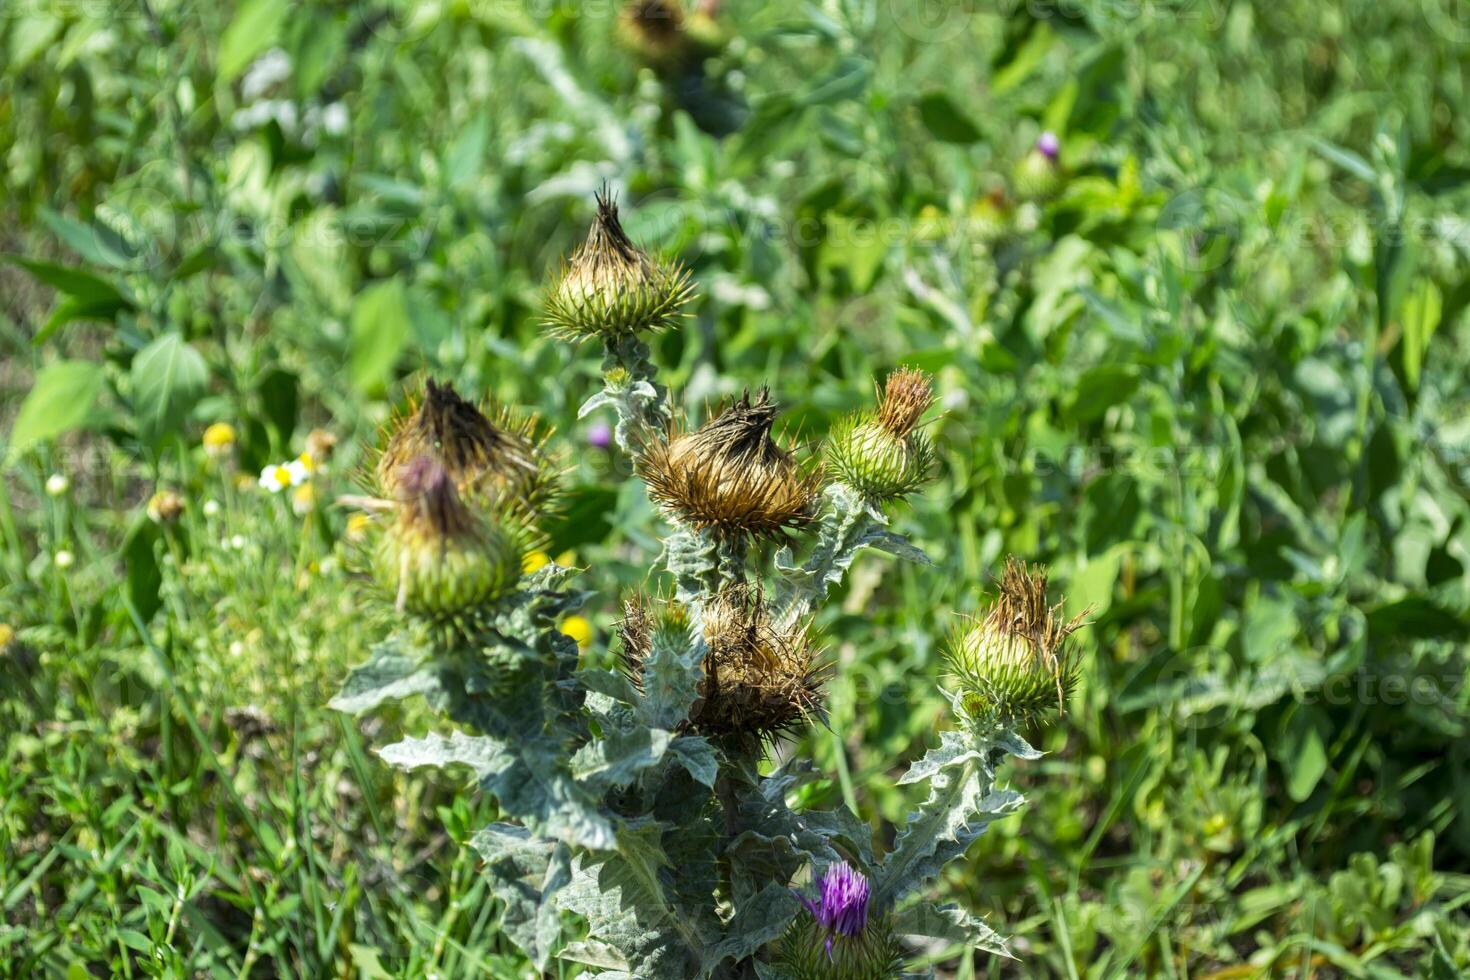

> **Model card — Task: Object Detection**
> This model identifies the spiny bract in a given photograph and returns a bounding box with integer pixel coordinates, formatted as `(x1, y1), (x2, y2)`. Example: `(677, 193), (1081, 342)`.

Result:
(944, 556), (1088, 725)
(543, 192), (694, 341)
(826, 367), (937, 500)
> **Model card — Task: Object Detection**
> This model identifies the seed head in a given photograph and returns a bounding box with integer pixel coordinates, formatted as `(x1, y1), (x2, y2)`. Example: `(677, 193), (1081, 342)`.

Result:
(639, 389), (822, 540)
(826, 369), (937, 501)
(692, 585), (826, 740)
(944, 557), (1088, 726)
(544, 192), (694, 341)
(616, 592), (693, 685)
(374, 456), (527, 616)
(376, 379), (558, 512)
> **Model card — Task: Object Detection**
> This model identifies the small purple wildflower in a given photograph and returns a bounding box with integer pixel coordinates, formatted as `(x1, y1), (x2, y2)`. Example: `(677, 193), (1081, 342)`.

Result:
(588, 421), (613, 450)
(1036, 130), (1060, 161)
(799, 861), (870, 957)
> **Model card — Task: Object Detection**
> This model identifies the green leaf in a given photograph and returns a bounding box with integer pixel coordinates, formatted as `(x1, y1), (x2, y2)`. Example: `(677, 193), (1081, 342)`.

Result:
(131, 333), (209, 447)
(7, 360), (107, 460)
(570, 726), (673, 791)
(330, 638), (442, 715)
(557, 821), (707, 978)
(1399, 277), (1442, 391)
(893, 902), (1011, 958)
(4, 255), (132, 305)
(916, 91), (982, 144)
(124, 519), (162, 629)
(876, 731), (1024, 908)
(703, 883), (800, 972)
(379, 730), (616, 850)
(446, 114), (490, 189)
(469, 824), (570, 972)
(217, 0), (289, 84)
(349, 278), (411, 394)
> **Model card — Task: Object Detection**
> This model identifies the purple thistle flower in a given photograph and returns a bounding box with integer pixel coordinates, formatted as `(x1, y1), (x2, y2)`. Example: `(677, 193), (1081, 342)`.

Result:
(798, 862), (870, 957)
(587, 421), (613, 450)
(1036, 130), (1060, 161)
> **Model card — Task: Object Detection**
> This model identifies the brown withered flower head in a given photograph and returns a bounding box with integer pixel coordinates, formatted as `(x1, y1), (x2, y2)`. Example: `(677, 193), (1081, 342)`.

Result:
(944, 557), (1089, 726)
(695, 586), (827, 740)
(639, 389), (823, 540)
(376, 379), (559, 512)
(543, 191), (694, 341)
(620, 588), (826, 740)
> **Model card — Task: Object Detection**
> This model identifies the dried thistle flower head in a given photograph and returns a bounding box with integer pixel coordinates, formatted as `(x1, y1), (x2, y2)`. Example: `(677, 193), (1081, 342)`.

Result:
(826, 368), (937, 501)
(376, 379), (558, 511)
(693, 586), (826, 739)
(374, 456), (527, 615)
(544, 192), (694, 341)
(944, 557), (1088, 725)
(639, 389), (822, 539)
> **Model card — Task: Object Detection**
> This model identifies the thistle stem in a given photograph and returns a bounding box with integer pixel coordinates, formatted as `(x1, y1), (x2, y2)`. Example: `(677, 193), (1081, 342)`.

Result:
(587, 335), (672, 455)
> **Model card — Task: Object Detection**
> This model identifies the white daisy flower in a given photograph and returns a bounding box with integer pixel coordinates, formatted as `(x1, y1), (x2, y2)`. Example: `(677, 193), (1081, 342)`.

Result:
(259, 464), (293, 493)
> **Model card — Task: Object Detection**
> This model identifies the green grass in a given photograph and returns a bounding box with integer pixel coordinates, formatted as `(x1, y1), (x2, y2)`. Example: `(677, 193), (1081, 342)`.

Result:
(4, 0), (1470, 976)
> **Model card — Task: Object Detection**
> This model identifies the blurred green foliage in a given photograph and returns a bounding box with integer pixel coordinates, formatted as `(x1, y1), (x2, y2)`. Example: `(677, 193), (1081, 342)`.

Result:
(3, 0), (1470, 975)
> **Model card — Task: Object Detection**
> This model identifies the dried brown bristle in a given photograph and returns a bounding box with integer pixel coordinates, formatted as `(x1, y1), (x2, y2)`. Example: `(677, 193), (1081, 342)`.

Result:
(376, 379), (555, 510)
(875, 368), (935, 439)
(639, 389), (823, 540)
(692, 586), (827, 740)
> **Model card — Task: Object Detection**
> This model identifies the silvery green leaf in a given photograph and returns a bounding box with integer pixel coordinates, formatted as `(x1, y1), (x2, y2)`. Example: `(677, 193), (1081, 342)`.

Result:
(876, 757), (1024, 907)
(330, 638), (440, 715)
(378, 730), (510, 778)
(559, 939), (630, 971)
(861, 528), (934, 565)
(668, 736), (719, 788)
(578, 668), (642, 706)
(754, 963), (796, 980)
(379, 731), (615, 850)
(773, 483), (873, 625)
(896, 730), (988, 786)
(578, 389), (618, 418)
(557, 821), (707, 977)
(894, 902), (1012, 958)
(991, 728), (1043, 761)
(703, 883), (801, 971)
(727, 760), (873, 904)
(571, 726), (674, 791)
(470, 824), (571, 972)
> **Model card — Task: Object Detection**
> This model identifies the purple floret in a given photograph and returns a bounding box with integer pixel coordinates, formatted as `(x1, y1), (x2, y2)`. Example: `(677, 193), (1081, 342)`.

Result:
(588, 421), (613, 449)
(799, 861), (870, 956)
(1036, 130), (1060, 160)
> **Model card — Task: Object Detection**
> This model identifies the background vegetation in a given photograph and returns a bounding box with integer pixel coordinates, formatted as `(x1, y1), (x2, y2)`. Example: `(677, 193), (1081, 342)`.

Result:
(3, 0), (1470, 975)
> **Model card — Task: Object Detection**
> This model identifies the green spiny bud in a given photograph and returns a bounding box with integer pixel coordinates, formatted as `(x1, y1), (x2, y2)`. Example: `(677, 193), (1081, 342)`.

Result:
(544, 192), (694, 341)
(374, 457), (526, 616)
(1012, 131), (1063, 202)
(826, 368), (937, 500)
(944, 557), (1088, 726)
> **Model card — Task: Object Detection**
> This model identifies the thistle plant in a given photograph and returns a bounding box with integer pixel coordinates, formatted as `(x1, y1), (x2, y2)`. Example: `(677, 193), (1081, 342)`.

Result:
(331, 194), (1088, 978)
